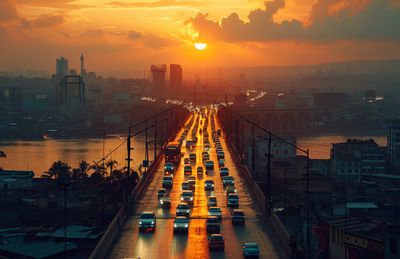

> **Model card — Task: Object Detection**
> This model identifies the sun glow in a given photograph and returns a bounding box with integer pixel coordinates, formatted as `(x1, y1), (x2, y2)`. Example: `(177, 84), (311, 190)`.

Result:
(194, 42), (207, 50)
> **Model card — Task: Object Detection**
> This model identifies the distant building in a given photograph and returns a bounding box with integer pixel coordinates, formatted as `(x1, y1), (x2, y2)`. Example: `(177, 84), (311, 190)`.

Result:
(170, 64), (182, 90)
(151, 65), (167, 89)
(312, 92), (346, 107)
(59, 76), (85, 117)
(331, 139), (386, 182)
(80, 54), (85, 77)
(56, 57), (69, 77)
(387, 119), (400, 173)
(364, 90), (377, 102)
(275, 94), (310, 109)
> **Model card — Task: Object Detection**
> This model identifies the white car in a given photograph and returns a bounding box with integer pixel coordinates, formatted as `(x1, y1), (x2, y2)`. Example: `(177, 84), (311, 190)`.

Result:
(242, 243), (260, 257)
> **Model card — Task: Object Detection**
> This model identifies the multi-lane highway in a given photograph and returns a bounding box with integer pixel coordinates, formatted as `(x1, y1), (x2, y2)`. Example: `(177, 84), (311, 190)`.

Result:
(109, 109), (287, 259)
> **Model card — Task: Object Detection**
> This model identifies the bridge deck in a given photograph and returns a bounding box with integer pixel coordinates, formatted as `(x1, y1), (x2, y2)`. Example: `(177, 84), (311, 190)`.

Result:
(108, 110), (287, 259)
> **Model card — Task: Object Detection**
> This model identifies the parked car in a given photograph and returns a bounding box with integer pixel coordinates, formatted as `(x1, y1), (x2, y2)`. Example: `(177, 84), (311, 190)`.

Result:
(173, 216), (189, 233)
(242, 243), (259, 257)
(139, 211), (156, 231)
(208, 234), (225, 250)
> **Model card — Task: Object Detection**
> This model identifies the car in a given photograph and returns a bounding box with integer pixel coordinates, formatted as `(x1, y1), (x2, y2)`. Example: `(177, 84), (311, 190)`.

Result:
(164, 162), (174, 174)
(232, 209), (245, 225)
(184, 165), (192, 175)
(160, 196), (171, 209)
(206, 216), (220, 234)
(205, 160), (214, 170)
(181, 181), (190, 191)
(186, 140), (194, 149)
(204, 143), (211, 150)
(208, 234), (225, 250)
(217, 151), (225, 160)
(219, 167), (229, 177)
(202, 153), (210, 162)
(227, 192), (239, 206)
(222, 175), (235, 187)
(157, 188), (167, 200)
(162, 176), (173, 188)
(197, 166), (204, 176)
(173, 216), (189, 233)
(242, 243), (260, 257)
(226, 186), (237, 196)
(204, 179), (215, 190)
(180, 191), (194, 204)
(207, 196), (217, 207)
(189, 153), (196, 163)
(208, 207), (222, 221)
(139, 211), (156, 231)
(217, 129), (222, 136)
(188, 176), (196, 189)
(184, 158), (190, 165)
(218, 159), (225, 168)
(176, 203), (191, 217)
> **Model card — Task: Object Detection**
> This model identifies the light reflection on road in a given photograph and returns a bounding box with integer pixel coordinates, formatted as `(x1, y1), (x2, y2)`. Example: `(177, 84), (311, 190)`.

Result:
(109, 109), (286, 259)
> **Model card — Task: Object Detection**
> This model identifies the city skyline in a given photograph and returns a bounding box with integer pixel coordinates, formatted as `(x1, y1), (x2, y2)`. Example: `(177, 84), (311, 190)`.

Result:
(0, 0), (400, 77)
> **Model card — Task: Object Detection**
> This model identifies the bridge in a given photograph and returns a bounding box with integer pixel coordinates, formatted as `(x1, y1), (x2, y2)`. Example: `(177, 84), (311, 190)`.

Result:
(89, 106), (297, 259)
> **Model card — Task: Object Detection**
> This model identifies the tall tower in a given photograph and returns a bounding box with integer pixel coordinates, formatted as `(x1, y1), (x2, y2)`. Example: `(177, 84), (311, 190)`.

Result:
(56, 57), (68, 77)
(80, 54), (85, 77)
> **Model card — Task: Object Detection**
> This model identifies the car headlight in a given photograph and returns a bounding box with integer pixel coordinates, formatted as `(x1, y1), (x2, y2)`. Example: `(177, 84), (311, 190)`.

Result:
(174, 224), (177, 227)
(186, 209), (190, 213)
(151, 221), (155, 225)
(211, 184), (214, 187)
(160, 200), (164, 204)
(190, 197), (193, 201)
(184, 224), (188, 227)
(181, 197), (184, 200)
(139, 222), (142, 225)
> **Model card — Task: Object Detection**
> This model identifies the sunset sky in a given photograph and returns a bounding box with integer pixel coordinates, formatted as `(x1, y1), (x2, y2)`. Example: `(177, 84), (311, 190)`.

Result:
(0, 0), (399, 77)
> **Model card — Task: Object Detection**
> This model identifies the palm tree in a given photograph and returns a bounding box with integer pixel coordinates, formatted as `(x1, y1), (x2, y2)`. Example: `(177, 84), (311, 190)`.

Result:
(46, 161), (71, 179)
(79, 160), (89, 174)
(106, 159), (118, 175)
(90, 162), (106, 177)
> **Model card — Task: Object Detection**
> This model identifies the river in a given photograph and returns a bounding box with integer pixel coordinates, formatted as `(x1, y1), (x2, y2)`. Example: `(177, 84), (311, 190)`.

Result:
(0, 133), (387, 177)
(0, 136), (148, 177)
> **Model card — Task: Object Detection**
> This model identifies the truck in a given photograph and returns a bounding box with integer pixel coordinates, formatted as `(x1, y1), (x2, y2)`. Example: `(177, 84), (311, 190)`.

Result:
(165, 141), (181, 166)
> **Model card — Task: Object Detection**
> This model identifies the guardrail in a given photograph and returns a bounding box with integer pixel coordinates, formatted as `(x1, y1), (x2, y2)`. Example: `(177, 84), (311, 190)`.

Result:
(89, 113), (189, 259)
(217, 115), (291, 256)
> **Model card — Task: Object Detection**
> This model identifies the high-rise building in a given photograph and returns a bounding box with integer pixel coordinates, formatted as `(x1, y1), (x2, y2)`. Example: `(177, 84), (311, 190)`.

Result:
(170, 64), (182, 89)
(80, 54), (85, 77)
(151, 65), (167, 89)
(388, 119), (400, 172)
(56, 57), (69, 77)
(59, 75), (85, 117)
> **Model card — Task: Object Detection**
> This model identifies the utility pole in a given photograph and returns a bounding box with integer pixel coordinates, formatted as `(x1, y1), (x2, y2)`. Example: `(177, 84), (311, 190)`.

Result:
(154, 117), (157, 162)
(266, 132), (272, 215)
(126, 126), (132, 176)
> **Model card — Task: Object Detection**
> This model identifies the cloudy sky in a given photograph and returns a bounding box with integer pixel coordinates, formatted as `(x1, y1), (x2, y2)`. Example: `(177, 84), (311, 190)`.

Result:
(0, 0), (399, 77)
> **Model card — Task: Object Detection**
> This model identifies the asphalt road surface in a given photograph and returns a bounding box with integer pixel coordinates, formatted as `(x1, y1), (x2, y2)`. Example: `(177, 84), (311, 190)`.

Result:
(109, 109), (288, 259)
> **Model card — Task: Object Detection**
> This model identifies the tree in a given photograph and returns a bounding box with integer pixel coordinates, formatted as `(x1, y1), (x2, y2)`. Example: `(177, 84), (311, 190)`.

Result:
(106, 159), (118, 175)
(45, 161), (71, 179)
(71, 160), (89, 180)
(90, 162), (106, 178)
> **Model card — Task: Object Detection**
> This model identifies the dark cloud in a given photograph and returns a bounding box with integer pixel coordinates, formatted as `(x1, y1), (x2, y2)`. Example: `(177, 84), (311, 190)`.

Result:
(21, 14), (65, 29)
(188, 0), (400, 42)
(0, 0), (18, 23)
(127, 31), (143, 39)
(107, 0), (202, 8)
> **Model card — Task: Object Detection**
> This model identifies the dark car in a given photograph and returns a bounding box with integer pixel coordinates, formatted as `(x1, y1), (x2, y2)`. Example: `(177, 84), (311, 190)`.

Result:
(227, 194), (239, 208)
(232, 209), (245, 225)
(208, 234), (225, 250)
(206, 216), (221, 234)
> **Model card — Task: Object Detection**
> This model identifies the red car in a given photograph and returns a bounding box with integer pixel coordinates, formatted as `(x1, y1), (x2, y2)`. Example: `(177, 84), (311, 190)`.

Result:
(208, 234), (225, 250)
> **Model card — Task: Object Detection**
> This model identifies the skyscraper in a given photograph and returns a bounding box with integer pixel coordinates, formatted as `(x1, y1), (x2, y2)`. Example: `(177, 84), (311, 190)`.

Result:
(151, 65), (167, 89)
(170, 64), (182, 90)
(80, 54), (85, 77)
(388, 119), (400, 173)
(56, 57), (69, 77)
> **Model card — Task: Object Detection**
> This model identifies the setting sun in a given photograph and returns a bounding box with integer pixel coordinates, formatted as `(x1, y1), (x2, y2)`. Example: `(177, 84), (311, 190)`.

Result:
(194, 42), (207, 51)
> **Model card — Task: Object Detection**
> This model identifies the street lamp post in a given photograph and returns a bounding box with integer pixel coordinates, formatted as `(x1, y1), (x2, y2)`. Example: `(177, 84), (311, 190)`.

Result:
(58, 172), (71, 258)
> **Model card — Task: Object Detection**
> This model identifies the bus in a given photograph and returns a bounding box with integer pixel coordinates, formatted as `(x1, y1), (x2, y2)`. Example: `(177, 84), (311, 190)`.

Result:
(165, 141), (181, 166)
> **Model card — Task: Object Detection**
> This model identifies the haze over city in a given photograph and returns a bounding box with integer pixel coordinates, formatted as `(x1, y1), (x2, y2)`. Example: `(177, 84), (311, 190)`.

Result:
(1, 0), (400, 77)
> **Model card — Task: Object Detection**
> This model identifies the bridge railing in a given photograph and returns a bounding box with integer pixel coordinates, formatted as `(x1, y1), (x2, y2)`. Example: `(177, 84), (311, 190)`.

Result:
(217, 106), (314, 258)
(89, 106), (190, 259)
